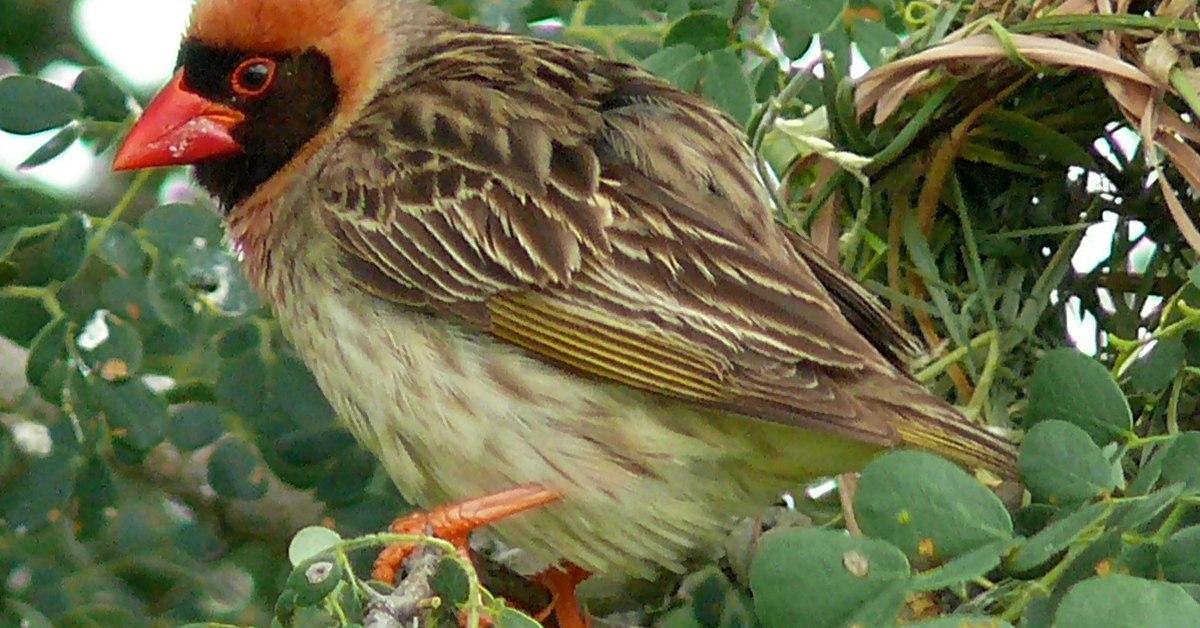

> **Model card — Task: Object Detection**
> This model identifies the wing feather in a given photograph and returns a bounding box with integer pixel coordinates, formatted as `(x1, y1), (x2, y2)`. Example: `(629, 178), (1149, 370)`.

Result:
(314, 30), (1016, 472)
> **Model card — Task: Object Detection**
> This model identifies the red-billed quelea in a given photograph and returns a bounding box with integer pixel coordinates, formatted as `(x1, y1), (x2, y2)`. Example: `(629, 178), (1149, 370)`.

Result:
(113, 0), (1016, 624)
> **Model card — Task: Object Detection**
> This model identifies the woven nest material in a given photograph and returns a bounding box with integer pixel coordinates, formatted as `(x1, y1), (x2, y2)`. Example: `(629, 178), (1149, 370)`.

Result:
(857, 0), (1200, 252)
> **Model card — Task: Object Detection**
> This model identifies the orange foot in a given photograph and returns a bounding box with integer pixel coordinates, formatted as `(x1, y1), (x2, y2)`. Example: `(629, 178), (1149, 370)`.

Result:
(372, 483), (563, 584)
(534, 563), (592, 628)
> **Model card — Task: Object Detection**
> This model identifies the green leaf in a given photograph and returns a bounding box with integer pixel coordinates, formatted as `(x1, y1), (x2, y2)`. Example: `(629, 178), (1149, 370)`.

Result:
(768, 1), (815, 57)
(97, 222), (147, 275)
(1019, 420), (1115, 506)
(313, 449), (375, 506)
(42, 211), (89, 283)
(25, 316), (69, 392)
(1026, 348), (1132, 445)
(177, 243), (258, 316)
(77, 310), (143, 380)
(770, 0), (845, 57)
(18, 123), (80, 169)
(207, 438), (269, 500)
(289, 526), (342, 566)
(1055, 575), (1200, 627)
(910, 541), (1011, 591)
(981, 109), (1096, 169)
(0, 75), (83, 134)
(169, 403), (227, 451)
(640, 44), (705, 90)
(702, 50), (754, 125)
(91, 378), (168, 454)
(146, 257), (196, 327)
(1161, 526), (1200, 583)
(0, 186), (64, 229)
(286, 554), (342, 606)
(1162, 433), (1200, 489)
(139, 203), (224, 253)
(0, 421), (81, 534)
(663, 11), (731, 53)
(1127, 339), (1187, 394)
(855, 451), (1014, 563)
(750, 527), (910, 628)
(217, 352), (269, 419)
(851, 19), (900, 66)
(431, 557), (471, 607)
(496, 608), (542, 628)
(1113, 483), (1186, 530)
(72, 68), (130, 122)
(1005, 502), (1109, 576)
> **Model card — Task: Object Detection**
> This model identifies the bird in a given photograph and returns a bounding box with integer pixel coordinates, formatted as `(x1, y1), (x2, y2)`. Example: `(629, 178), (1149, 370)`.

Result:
(112, 0), (1017, 624)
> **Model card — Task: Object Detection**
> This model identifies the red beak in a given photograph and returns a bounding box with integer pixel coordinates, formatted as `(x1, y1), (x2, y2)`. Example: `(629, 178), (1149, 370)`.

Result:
(113, 71), (245, 171)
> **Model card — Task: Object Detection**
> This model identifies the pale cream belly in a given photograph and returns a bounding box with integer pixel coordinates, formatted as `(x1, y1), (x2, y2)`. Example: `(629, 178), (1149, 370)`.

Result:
(275, 281), (879, 580)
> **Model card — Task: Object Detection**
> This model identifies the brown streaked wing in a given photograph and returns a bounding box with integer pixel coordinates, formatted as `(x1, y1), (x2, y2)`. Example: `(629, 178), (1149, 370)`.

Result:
(315, 30), (922, 447)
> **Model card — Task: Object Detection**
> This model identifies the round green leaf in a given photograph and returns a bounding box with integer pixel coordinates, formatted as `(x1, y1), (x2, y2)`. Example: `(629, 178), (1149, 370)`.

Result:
(1019, 420), (1115, 506)
(1055, 575), (1200, 627)
(286, 554), (342, 606)
(216, 352), (269, 419)
(275, 428), (357, 466)
(25, 316), (69, 391)
(1161, 525), (1200, 583)
(496, 607), (542, 628)
(0, 75), (83, 134)
(855, 451), (1014, 563)
(77, 310), (143, 380)
(431, 557), (471, 607)
(72, 68), (130, 122)
(289, 526), (342, 566)
(640, 44), (704, 90)
(1027, 348), (1132, 444)
(663, 11), (731, 53)
(1162, 432), (1200, 489)
(0, 186), (64, 229)
(1127, 339), (1186, 394)
(178, 243), (257, 316)
(207, 438), (269, 500)
(0, 421), (81, 534)
(97, 222), (147, 275)
(702, 50), (754, 125)
(169, 403), (227, 451)
(750, 527), (910, 628)
(147, 257), (197, 327)
(314, 449), (376, 506)
(42, 211), (89, 283)
(139, 203), (224, 253)
(91, 378), (168, 454)
(769, 1), (815, 57)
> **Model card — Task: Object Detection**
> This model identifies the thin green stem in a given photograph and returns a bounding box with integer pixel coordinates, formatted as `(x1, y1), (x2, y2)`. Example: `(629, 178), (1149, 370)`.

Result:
(914, 330), (997, 383)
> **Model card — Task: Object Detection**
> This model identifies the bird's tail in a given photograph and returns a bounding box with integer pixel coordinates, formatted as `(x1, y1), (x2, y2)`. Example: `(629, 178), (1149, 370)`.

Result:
(865, 377), (1019, 478)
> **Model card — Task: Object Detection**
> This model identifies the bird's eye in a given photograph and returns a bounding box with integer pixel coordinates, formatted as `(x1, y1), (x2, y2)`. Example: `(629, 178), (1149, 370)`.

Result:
(231, 57), (276, 97)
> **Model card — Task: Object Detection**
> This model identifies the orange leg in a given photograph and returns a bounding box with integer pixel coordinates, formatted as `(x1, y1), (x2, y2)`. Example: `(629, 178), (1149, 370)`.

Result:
(533, 563), (592, 628)
(372, 484), (563, 583)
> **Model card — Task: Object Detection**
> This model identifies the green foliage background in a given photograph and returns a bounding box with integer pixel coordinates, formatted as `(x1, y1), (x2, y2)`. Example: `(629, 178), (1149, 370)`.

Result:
(3, 0), (1200, 626)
